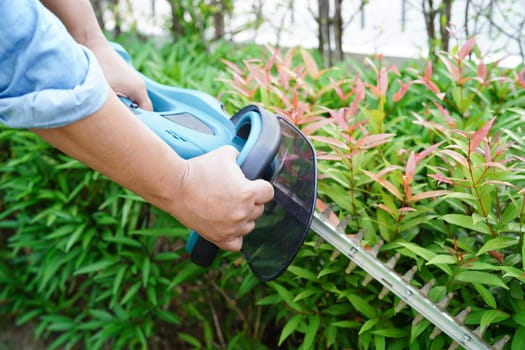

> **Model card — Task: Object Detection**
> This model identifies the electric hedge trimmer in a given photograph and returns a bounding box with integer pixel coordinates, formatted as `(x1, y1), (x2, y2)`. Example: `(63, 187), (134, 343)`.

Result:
(113, 43), (508, 350)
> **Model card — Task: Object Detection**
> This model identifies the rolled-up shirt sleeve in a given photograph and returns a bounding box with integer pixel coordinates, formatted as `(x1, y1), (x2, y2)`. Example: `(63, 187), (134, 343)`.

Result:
(0, 0), (108, 129)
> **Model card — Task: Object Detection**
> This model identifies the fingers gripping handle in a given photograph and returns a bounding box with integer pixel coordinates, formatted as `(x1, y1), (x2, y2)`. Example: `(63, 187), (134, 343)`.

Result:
(185, 107), (277, 267)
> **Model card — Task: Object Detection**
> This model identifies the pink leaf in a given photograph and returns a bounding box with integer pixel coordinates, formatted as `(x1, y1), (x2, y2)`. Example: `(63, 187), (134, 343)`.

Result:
(410, 190), (450, 202)
(469, 118), (495, 152)
(362, 170), (403, 201)
(415, 141), (444, 163)
(484, 142), (491, 163)
(375, 203), (396, 216)
(309, 135), (348, 150)
(477, 63), (487, 83)
(378, 67), (388, 97)
(439, 55), (461, 82)
(393, 80), (412, 102)
(517, 68), (525, 89)
(424, 61), (433, 81)
(428, 172), (454, 185)
(439, 149), (469, 168)
(434, 102), (455, 128)
(355, 133), (395, 149)
(458, 37), (476, 60)
(364, 57), (378, 75)
(405, 151), (416, 184)
(398, 206), (417, 212)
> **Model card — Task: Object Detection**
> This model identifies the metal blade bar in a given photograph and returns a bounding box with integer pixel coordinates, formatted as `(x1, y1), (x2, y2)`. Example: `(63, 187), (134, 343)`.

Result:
(310, 212), (492, 350)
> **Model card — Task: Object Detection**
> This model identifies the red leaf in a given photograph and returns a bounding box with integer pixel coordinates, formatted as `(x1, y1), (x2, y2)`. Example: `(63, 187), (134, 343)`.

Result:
(458, 37), (476, 60)
(428, 172), (454, 185)
(362, 170), (403, 201)
(393, 80), (412, 102)
(424, 61), (433, 81)
(439, 149), (469, 168)
(469, 118), (495, 152)
(477, 63), (487, 83)
(439, 55), (461, 82)
(517, 68), (525, 89)
(405, 151), (416, 184)
(410, 190), (450, 203)
(378, 67), (388, 97)
(415, 141), (444, 163)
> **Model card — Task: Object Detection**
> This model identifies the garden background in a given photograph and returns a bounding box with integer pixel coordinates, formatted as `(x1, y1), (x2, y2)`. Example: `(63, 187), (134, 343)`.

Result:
(1, 0), (525, 349)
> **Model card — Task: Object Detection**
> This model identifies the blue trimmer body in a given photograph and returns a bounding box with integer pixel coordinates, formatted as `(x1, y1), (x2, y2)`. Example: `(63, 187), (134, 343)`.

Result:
(114, 43), (317, 281)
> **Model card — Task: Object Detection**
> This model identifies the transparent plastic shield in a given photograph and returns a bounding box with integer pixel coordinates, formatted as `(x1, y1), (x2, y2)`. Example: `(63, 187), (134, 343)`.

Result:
(241, 116), (317, 281)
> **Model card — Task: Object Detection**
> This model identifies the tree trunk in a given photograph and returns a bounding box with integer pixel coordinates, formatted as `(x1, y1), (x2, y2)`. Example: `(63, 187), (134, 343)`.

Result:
(333, 0), (344, 61)
(167, 1), (185, 38)
(421, 0), (454, 56)
(317, 0), (332, 66)
(440, 0), (453, 52)
(213, 0), (226, 40)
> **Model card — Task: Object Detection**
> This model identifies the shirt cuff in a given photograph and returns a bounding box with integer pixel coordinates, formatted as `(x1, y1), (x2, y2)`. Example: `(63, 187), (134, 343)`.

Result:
(0, 46), (108, 129)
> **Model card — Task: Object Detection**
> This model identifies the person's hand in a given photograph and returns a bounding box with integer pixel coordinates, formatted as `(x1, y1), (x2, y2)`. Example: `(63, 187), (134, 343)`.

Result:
(89, 42), (153, 111)
(176, 146), (275, 251)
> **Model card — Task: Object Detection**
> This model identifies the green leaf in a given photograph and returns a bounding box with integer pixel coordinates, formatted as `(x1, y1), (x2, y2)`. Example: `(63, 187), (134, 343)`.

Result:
(512, 327), (525, 350)
(359, 318), (379, 335)
(178, 333), (201, 348)
(113, 265), (127, 295)
(331, 320), (360, 329)
(168, 262), (204, 289)
(156, 309), (181, 325)
(142, 257), (151, 287)
(15, 309), (41, 326)
(455, 270), (508, 289)
(104, 235), (142, 248)
(294, 288), (319, 302)
(238, 272), (260, 298)
(89, 309), (114, 321)
(287, 265), (317, 280)
(65, 223), (86, 252)
(397, 242), (436, 262)
(256, 293), (282, 306)
(121, 281), (141, 305)
(269, 282), (303, 311)
(130, 227), (188, 237)
(426, 254), (456, 266)
(278, 314), (303, 346)
(473, 283), (497, 308)
(302, 315), (321, 350)
(477, 236), (519, 256)
(347, 294), (378, 319)
(74, 259), (115, 275)
(372, 327), (409, 338)
(479, 309), (510, 333)
(513, 312), (525, 328)
(442, 214), (490, 234)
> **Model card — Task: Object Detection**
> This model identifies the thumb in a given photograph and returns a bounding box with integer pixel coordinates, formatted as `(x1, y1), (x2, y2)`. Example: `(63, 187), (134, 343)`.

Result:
(132, 93), (153, 111)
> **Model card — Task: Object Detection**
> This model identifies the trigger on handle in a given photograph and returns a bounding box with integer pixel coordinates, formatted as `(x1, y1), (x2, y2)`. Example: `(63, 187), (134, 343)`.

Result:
(186, 231), (218, 267)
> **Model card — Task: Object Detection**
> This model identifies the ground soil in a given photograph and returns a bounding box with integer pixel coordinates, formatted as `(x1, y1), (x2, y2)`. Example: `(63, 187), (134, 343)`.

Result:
(0, 321), (47, 350)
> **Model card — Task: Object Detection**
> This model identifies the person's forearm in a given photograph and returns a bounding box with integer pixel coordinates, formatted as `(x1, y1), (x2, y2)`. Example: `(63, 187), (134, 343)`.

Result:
(40, 0), (107, 49)
(32, 90), (187, 216)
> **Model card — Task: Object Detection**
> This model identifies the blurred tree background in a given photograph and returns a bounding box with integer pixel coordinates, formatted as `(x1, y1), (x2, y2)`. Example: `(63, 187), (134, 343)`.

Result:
(91, 0), (524, 64)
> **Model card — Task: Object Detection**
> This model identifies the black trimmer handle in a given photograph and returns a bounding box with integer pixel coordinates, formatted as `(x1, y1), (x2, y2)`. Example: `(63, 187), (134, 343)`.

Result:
(187, 105), (281, 268)
(189, 235), (219, 267)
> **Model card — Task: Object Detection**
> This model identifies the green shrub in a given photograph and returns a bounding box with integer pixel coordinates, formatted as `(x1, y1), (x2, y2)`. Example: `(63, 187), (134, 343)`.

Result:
(1, 35), (525, 350)
(219, 38), (525, 349)
(0, 38), (274, 350)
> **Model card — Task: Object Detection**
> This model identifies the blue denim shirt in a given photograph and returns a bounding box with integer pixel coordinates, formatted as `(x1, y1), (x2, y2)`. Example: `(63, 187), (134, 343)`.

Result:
(0, 0), (107, 129)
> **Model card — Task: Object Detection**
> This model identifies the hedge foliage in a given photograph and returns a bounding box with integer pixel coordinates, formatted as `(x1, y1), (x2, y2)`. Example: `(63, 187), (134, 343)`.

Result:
(1, 35), (525, 349)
